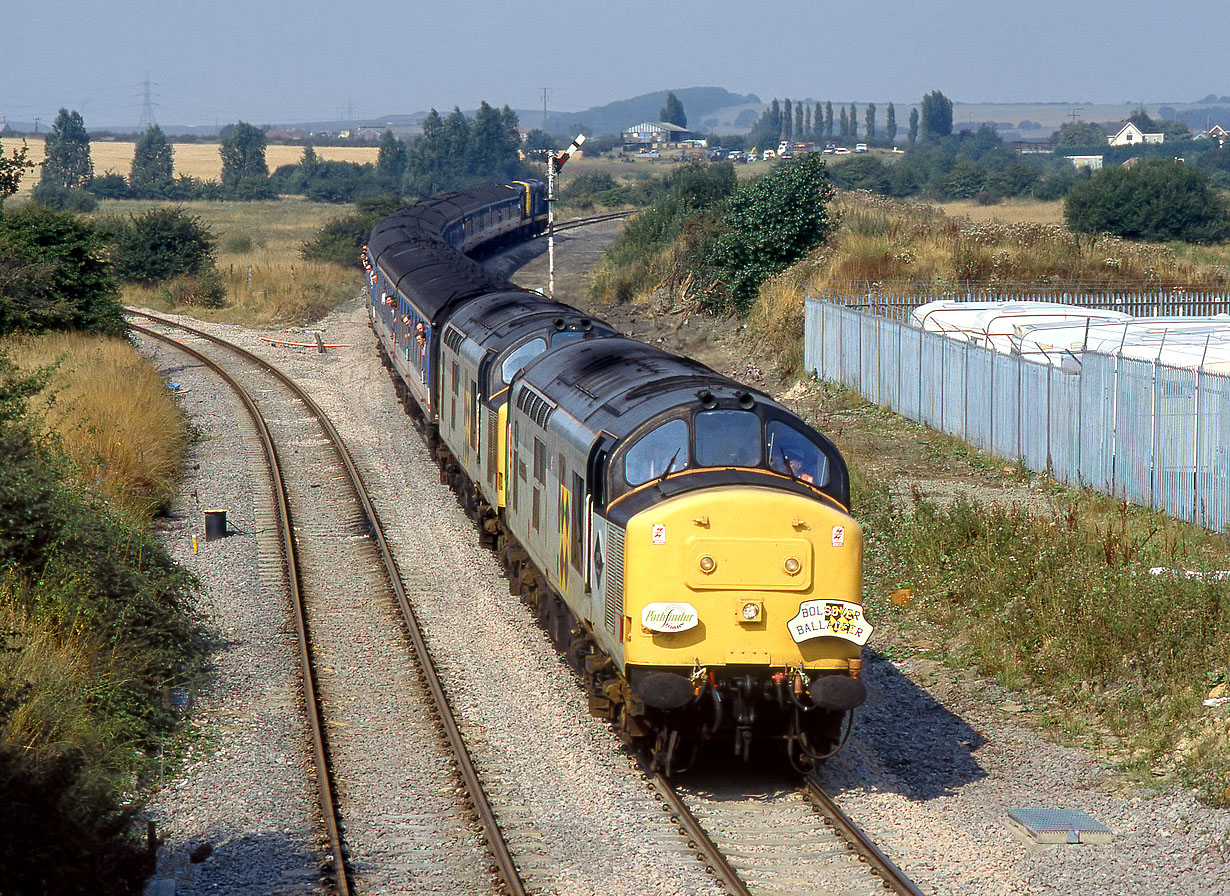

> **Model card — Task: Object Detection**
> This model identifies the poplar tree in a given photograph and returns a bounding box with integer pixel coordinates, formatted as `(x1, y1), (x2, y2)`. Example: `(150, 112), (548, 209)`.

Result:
(40, 109), (93, 189)
(825, 102), (834, 139)
(908, 108), (919, 145)
(783, 99), (793, 139)
(864, 103), (876, 141)
(886, 103), (897, 144)
(130, 124), (174, 194)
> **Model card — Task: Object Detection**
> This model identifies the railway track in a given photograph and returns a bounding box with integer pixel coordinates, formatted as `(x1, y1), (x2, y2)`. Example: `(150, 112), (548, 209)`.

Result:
(131, 313), (526, 896)
(645, 763), (923, 896)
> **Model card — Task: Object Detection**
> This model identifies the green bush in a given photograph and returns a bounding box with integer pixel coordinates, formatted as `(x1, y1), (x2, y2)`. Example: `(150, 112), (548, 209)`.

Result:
(87, 172), (133, 200)
(108, 206), (218, 284)
(1065, 158), (1230, 243)
(707, 152), (836, 312)
(301, 195), (406, 268)
(0, 204), (125, 336)
(30, 181), (98, 212)
(0, 353), (202, 891)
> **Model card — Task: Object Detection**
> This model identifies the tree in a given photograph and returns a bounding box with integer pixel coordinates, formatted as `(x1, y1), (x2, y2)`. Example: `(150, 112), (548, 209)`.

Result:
(920, 91), (953, 140)
(1052, 121), (1109, 148)
(708, 153), (836, 312)
(824, 102), (834, 139)
(795, 104), (804, 142)
(849, 104), (859, 139)
(40, 109), (93, 189)
(813, 103), (822, 140)
(523, 129), (558, 154)
(769, 99), (781, 135)
(908, 108), (920, 145)
(0, 204), (125, 335)
(108, 207), (218, 284)
(659, 91), (687, 128)
(376, 130), (407, 186)
(219, 122), (269, 189)
(1064, 158), (1230, 243)
(865, 103), (877, 142)
(0, 139), (37, 211)
(783, 99), (793, 139)
(839, 107), (849, 138)
(129, 124), (174, 194)
(886, 104), (897, 144)
(803, 105), (812, 141)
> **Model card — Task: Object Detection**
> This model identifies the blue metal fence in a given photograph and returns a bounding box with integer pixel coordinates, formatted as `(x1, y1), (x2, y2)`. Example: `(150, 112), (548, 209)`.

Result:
(803, 296), (1230, 531)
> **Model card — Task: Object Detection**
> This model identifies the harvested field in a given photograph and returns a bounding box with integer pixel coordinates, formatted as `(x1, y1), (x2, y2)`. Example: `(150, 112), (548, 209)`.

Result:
(7, 137), (379, 196)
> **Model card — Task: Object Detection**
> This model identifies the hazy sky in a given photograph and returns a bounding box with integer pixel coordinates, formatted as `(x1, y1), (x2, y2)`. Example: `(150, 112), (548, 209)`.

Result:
(4, 0), (1228, 128)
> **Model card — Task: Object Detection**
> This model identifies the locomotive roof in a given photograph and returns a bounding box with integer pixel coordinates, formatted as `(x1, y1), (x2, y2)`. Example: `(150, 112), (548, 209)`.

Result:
(518, 336), (774, 439)
(447, 290), (613, 346)
(374, 233), (510, 322)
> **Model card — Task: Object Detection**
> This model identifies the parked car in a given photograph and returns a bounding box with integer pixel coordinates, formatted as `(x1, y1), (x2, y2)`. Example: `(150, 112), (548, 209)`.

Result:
(833, 146), (851, 155)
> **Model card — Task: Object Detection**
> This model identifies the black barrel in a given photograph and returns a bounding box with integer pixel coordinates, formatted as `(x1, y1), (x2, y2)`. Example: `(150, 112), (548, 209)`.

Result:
(204, 509), (227, 541)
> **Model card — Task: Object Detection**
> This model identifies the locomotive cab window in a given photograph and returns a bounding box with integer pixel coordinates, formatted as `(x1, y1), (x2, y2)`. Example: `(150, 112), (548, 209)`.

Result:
(765, 420), (830, 486)
(694, 409), (760, 468)
(501, 337), (547, 384)
(624, 418), (688, 486)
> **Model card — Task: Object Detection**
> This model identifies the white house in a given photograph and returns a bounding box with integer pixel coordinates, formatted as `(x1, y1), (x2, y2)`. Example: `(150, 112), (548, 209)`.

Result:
(1108, 122), (1164, 146)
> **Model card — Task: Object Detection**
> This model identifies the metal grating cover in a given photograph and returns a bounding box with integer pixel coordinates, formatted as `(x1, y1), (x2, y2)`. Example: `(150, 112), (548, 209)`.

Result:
(1007, 808), (1113, 844)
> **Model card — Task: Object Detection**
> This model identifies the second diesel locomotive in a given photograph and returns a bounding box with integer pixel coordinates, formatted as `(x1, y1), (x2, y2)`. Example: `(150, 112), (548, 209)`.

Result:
(364, 179), (872, 773)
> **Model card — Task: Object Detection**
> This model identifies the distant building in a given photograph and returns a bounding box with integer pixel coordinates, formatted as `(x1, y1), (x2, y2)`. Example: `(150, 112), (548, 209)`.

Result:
(1108, 122), (1164, 146)
(621, 121), (693, 151)
(1195, 124), (1227, 146)
(1067, 155), (1104, 171)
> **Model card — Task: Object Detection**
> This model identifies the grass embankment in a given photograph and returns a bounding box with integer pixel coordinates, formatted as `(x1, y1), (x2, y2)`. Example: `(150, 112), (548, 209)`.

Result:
(6, 332), (188, 521)
(0, 337), (202, 893)
(853, 466), (1230, 802)
(99, 198), (363, 326)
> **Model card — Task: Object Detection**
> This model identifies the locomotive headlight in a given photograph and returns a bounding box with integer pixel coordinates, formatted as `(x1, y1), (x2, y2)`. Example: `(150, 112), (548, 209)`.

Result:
(783, 557), (801, 575)
(699, 555), (716, 574)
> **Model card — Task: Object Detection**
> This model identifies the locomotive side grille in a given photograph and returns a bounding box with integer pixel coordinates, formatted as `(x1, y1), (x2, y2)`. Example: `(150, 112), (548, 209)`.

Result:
(487, 414), (498, 485)
(515, 384), (555, 430)
(443, 325), (464, 352)
(604, 525), (625, 633)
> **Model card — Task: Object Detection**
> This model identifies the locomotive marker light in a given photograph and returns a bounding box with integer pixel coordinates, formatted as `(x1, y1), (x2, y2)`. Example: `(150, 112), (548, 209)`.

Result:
(546, 133), (586, 298)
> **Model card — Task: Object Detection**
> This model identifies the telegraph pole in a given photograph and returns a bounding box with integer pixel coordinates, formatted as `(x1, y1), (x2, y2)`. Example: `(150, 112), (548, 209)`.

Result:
(546, 133), (585, 299)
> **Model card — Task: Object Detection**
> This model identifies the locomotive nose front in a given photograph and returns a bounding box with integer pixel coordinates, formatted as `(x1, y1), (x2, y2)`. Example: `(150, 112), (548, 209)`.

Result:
(620, 484), (869, 679)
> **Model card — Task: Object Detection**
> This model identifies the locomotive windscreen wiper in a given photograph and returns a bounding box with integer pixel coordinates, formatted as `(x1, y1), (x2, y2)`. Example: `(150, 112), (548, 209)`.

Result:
(655, 449), (682, 493)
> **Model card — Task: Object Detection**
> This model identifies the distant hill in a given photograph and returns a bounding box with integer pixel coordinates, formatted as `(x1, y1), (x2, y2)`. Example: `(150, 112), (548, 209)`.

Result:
(541, 87), (761, 137)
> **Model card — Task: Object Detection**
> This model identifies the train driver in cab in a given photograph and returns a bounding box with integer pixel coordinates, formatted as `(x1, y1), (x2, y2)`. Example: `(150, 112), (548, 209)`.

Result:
(767, 420), (829, 487)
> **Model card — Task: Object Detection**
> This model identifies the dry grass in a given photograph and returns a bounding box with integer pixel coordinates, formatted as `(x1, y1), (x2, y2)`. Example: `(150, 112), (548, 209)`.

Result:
(3, 332), (188, 522)
(7, 137), (379, 197)
(752, 191), (1230, 364)
(935, 198), (1066, 225)
(97, 197), (365, 326)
